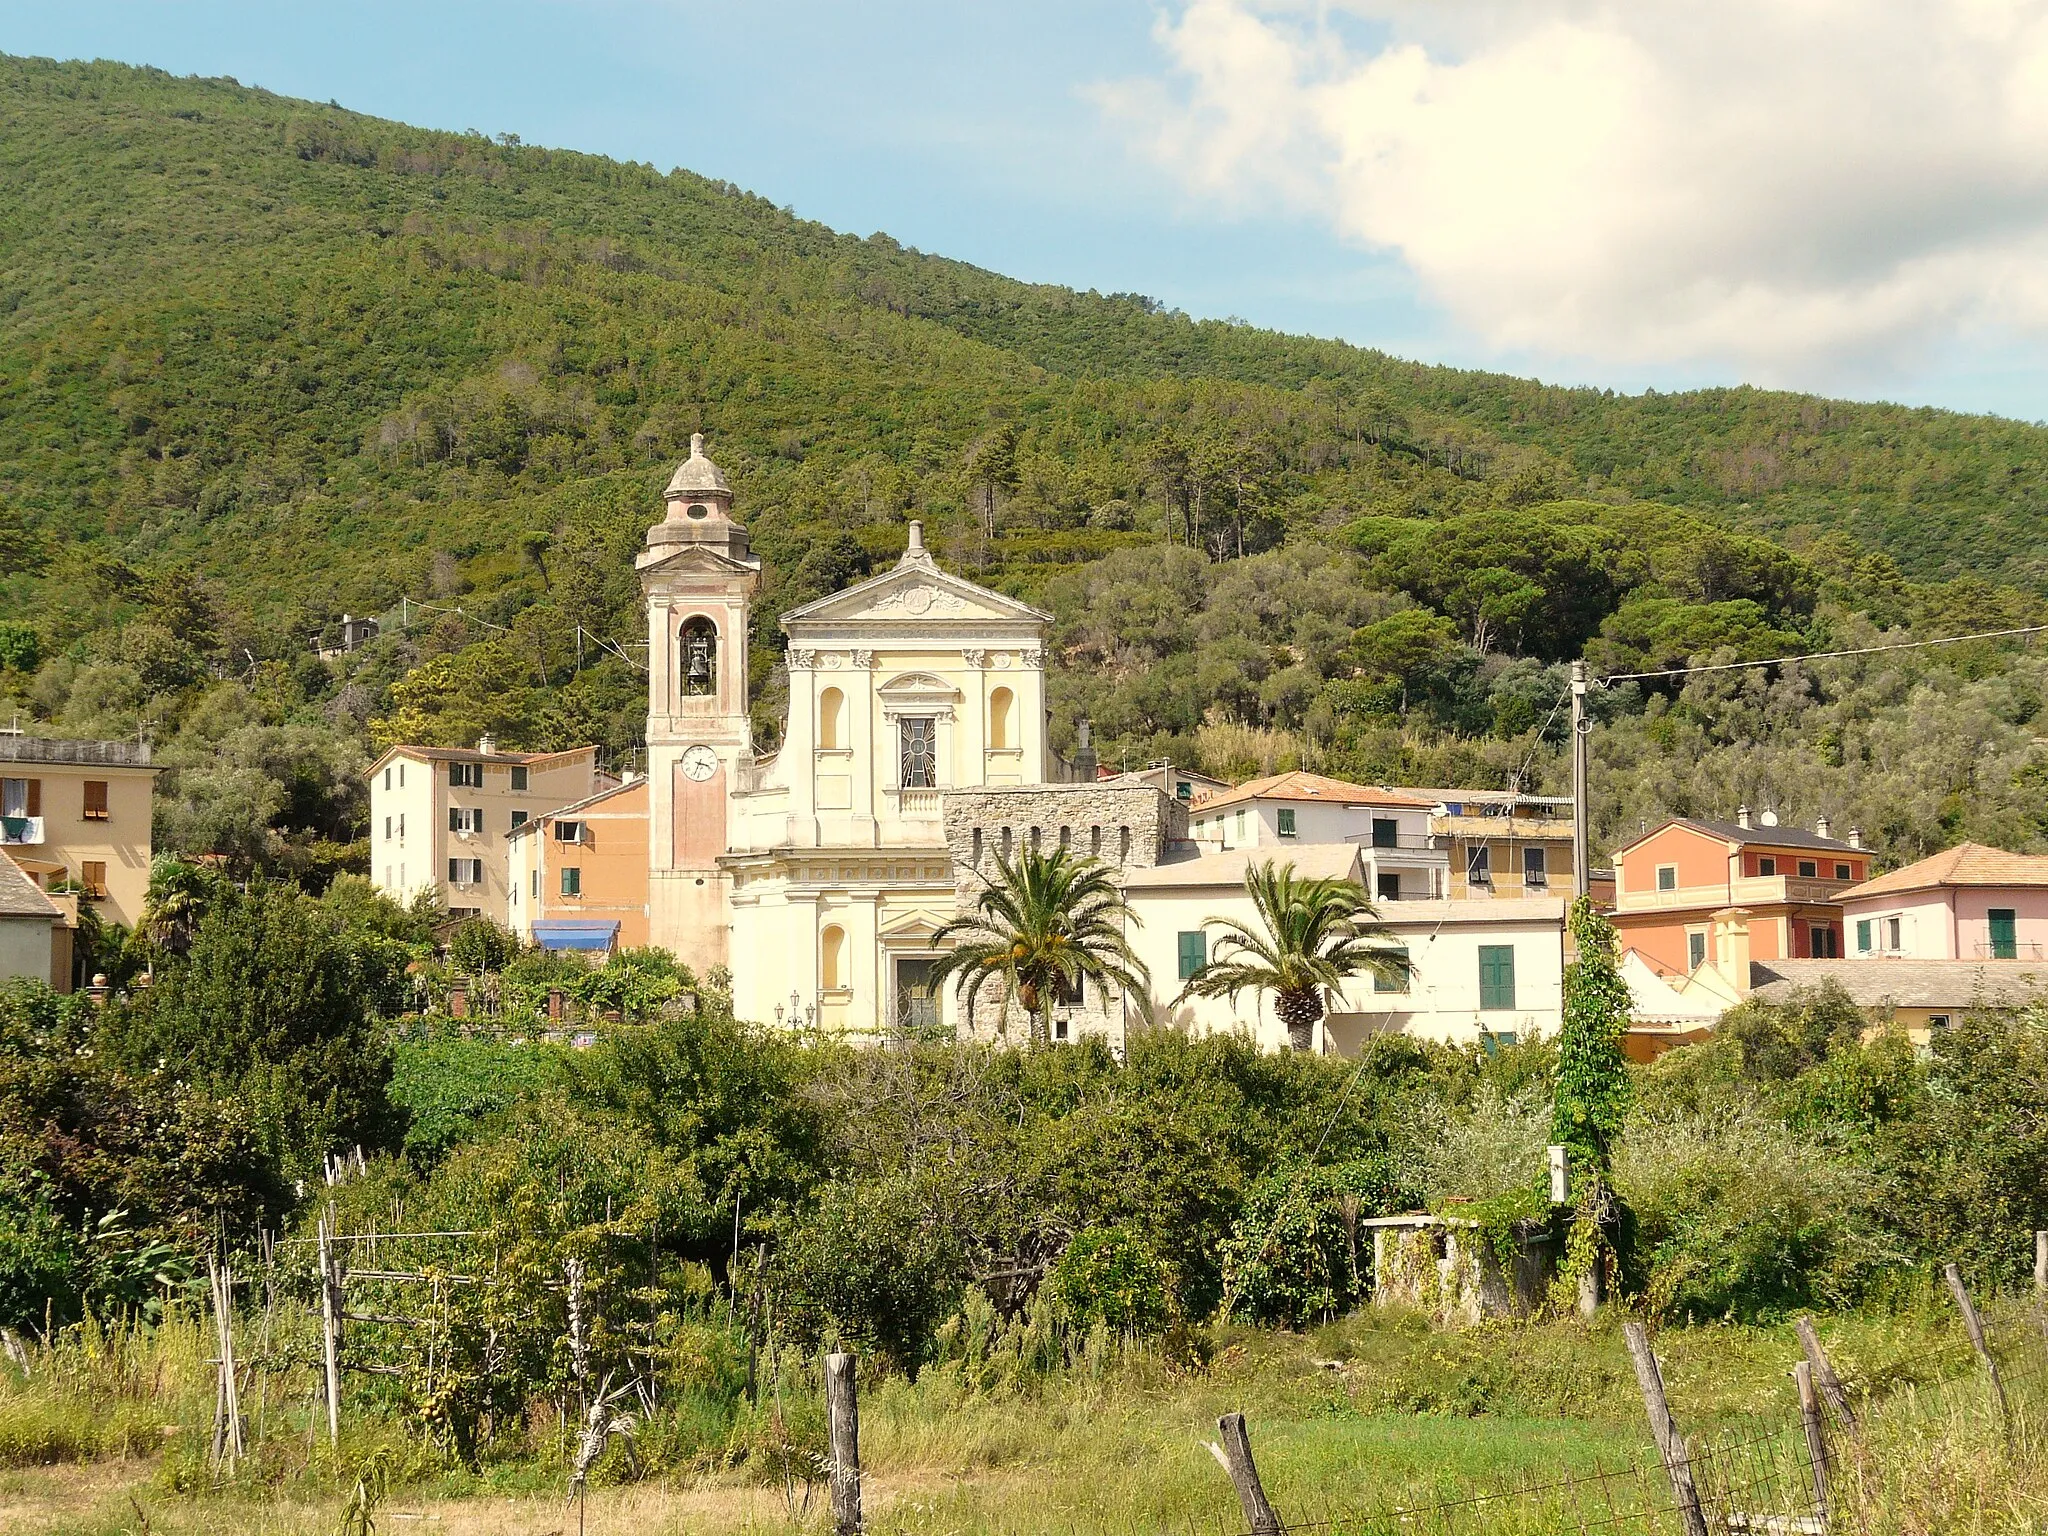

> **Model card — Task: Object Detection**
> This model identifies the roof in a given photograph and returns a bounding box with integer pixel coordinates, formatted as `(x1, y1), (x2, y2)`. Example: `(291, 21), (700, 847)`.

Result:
(1192, 771), (1438, 816)
(368, 743), (597, 774)
(1611, 816), (1860, 859)
(508, 776), (647, 839)
(1394, 786), (1573, 810)
(0, 851), (61, 922)
(1619, 950), (1723, 1024)
(1839, 842), (2048, 901)
(1122, 844), (1363, 890)
(780, 520), (1053, 627)
(664, 433), (731, 498)
(1748, 957), (2048, 1011)
(0, 734), (156, 769)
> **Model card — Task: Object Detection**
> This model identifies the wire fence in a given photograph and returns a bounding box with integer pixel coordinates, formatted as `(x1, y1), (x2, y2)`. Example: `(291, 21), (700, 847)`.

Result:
(1196, 1296), (2048, 1536)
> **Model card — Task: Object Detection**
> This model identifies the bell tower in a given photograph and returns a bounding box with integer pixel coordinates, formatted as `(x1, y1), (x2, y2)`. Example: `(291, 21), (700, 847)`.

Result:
(637, 433), (760, 972)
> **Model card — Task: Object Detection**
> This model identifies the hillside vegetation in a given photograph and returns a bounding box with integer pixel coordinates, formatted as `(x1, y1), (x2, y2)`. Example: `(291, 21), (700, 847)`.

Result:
(4, 54), (2048, 874)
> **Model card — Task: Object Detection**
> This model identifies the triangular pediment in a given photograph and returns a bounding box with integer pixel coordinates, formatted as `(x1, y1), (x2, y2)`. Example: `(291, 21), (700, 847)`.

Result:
(635, 543), (761, 578)
(782, 555), (1051, 629)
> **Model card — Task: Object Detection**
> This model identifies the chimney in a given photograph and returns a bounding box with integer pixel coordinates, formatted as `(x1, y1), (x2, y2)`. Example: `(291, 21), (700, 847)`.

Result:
(1735, 803), (1751, 830)
(1815, 814), (1830, 841)
(1713, 908), (1754, 993)
(477, 735), (496, 756)
(1848, 826), (1863, 850)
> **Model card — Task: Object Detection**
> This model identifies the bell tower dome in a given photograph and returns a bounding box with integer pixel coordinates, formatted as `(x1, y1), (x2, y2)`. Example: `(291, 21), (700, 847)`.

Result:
(637, 433), (760, 972)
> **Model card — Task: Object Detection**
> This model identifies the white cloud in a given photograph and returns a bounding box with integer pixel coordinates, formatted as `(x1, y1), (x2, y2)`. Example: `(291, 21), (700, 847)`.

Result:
(1096, 0), (2048, 380)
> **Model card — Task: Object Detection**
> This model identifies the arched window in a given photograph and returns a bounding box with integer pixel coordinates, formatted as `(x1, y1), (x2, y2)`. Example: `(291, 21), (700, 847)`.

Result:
(971, 827), (983, 866)
(679, 616), (718, 698)
(1090, 825), (1102, 857)
(1059, 825), (1071, 851)
(999, 826), (1013, 860)
(989, 687), (1015, 750)
(819, 687), (845, 749)
(1118, 825), (1131, 863)
(821, 925), (847, 991)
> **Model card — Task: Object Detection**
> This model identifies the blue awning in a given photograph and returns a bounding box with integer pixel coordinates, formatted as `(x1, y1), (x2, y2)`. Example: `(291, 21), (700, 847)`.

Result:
(532, 920), (620, 952)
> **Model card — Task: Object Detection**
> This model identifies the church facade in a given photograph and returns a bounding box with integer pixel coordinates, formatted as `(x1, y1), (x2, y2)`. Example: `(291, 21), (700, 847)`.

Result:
(638, 435), (1139, 1037)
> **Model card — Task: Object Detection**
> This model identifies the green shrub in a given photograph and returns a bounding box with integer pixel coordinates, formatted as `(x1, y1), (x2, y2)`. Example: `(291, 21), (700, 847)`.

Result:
(1049, 1226), (1170, 1334)
(1219, 1158), (1405, 1328)
(774, 1176), (965, 1369)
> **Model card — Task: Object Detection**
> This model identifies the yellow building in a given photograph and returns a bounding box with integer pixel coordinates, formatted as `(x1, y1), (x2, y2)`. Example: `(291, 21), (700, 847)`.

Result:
(0, 733), (158, 933)
(367, 742), (606, 925)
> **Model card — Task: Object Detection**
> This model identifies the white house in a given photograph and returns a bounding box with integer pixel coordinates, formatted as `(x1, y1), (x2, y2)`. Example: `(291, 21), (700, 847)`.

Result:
(1187, 771), (1447, 902)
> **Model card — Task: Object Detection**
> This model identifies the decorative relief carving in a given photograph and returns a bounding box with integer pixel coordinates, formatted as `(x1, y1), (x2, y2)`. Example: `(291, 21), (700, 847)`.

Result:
(961, 647), (988, 669)
(871, 583), (968, 618)
(991, 652), (1013, 670)
(787, 648), (818, 669)
(1020, 648), (1045, 670)
(850, 649), (877, 669)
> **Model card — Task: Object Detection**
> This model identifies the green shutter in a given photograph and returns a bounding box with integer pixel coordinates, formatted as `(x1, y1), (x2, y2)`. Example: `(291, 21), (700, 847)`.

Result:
(1990, 909), (2018, 960)
(1277, 808), (1295, 837)
(1478, 945), (1516, 1011)
(1178, 931), (1207, 980)
(1374, 946), (1409, 993)
(1855, 918), (1871, 953)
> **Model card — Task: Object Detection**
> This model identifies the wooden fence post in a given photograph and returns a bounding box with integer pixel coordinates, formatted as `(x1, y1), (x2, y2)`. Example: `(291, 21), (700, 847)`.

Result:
(2034, 1231), (2046, 1299)
(1794, 1315), (1860, 1435)
(317, 1208), (343, 1445)
(1209, 1412), (1284, 1536)
(1944, 1262), (2010, 1433)
(1794, 1361), (1830, 1526)
(1622, 1322), (1709, 1536)
(826, 1350), (862, 1536)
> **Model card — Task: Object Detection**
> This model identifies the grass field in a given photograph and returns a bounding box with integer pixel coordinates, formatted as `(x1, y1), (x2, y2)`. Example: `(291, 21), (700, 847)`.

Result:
(0, 1301), (2041, 1536)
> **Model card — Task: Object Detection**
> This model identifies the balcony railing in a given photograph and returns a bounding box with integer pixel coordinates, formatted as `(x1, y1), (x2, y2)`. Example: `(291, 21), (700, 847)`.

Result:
(892, 787), (943, 816)
(1975, 941), (2046, 960)
(1345, 832), (1445, 851)
(0, 816), (44, 847)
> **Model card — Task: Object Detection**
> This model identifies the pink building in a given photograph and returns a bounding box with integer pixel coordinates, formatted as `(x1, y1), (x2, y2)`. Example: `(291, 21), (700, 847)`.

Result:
(1839, 842), (2048, 961)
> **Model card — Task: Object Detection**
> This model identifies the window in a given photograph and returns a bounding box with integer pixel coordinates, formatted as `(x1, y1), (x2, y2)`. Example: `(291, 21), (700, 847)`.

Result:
(1468, 845), (1492, 885)
(1374, 945), (1409, 993)
(383, 766), (392, 791)
(971, 827), (983, 865)
(1371, 817), (1397, 849)
(560, 867), (582, 896)
(819, 687), (845, 749)
(1177, 930), (1207, 981)
(1989, 908), (2018, 960)
(1274, 808), (1292, 838)
(1523, 847), (1547, 886)
(1928, 1014), (1952, 1031)
(383, 816), (392, 841)
(1797, 859), (1817, 878)
(1477, 946), (1517, 1010)
(1175, 782), (1192, 802)
(1834, 862), (1851, 880)
(510, 810), (528, 830)
(1810, 925), (1840, 958)
(447, 858), (483, 886)
(989, 687), (1015, 750)
(1655, 864), (1677, 891)
(1376, 872), (1400, 902)
(1884, 915), (1902, 951)
(1688, 931), (1707, 970)
(680, 616), (719, 697)
(398, 814), (405, 840)
(1090, 825), (1102, 857)
(899, 716), (937, 788)
(511, 765), (528, 791)
(531, 870), (539, 898)
(1054, 970), (1085, 1007)
(1856, 918), (1872, 953)
(1, 778), (38, 818)
(555, 820), (585, 844)
(1758, 856), (1777, 876)
(83, 781), (109, 821)
(449, 762), (483, 788)
(449, 806), (483, 834)
(398, 764), (404, 787)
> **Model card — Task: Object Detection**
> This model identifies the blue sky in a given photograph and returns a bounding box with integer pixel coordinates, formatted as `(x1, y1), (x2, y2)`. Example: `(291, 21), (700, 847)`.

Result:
(5, 1), (2045, 422)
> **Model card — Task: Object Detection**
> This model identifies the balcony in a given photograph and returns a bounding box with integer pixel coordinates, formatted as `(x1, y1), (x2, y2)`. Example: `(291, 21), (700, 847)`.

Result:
(0, 816), (44, 847)
(1618, 873), (1851, 912)
(1975, 941), (2047, 960)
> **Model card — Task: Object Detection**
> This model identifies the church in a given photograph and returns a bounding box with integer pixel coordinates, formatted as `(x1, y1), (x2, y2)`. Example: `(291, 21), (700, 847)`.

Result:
(633, 434), (1164, 1038)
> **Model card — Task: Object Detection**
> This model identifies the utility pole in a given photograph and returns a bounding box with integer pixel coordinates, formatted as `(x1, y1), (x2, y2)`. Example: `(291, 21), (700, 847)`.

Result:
(1571, 660), (1590, 899)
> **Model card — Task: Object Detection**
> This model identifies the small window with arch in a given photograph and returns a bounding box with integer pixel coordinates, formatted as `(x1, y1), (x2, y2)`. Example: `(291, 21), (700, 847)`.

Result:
(679, 616), (718, 698)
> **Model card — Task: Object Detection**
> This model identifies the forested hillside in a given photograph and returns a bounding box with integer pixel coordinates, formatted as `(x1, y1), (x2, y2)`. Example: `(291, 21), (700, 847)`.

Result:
(4, 53), (2048, 882)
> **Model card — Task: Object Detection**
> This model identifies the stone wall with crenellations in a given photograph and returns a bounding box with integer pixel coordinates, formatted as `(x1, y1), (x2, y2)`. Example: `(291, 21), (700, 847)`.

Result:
(939, 783), (1186, 1048)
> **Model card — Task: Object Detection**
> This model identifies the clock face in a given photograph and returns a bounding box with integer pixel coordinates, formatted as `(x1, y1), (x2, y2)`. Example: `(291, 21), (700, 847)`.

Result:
(681, 745), (719, 782)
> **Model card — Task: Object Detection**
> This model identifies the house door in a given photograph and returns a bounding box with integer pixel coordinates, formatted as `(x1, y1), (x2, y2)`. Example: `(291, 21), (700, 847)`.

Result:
(894, 957), (941, 1035)
(1989, 908), (2018, 960)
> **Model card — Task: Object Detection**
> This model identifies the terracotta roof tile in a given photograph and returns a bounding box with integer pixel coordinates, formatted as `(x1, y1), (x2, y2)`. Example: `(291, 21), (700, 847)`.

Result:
(1192, 771), (1437, 814)
(1840, 842), (2048, 900)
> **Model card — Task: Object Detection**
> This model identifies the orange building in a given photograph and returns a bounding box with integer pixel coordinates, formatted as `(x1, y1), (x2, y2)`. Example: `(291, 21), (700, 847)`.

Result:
(507, 778), (651, 953)
(1609, 813), (1870, 975)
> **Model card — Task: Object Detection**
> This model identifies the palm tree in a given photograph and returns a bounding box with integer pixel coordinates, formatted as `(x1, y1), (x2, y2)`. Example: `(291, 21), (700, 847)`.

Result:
(929, 846), (1149, 1046)
(1178, 860), (1411, 1051)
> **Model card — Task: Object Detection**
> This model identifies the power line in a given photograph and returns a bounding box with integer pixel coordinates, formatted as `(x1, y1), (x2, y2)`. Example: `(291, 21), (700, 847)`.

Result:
(1598, 620), (2048, 686)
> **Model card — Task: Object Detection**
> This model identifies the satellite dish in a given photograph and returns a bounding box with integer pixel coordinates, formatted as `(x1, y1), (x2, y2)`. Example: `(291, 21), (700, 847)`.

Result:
(1759, 808), (1779, 827)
